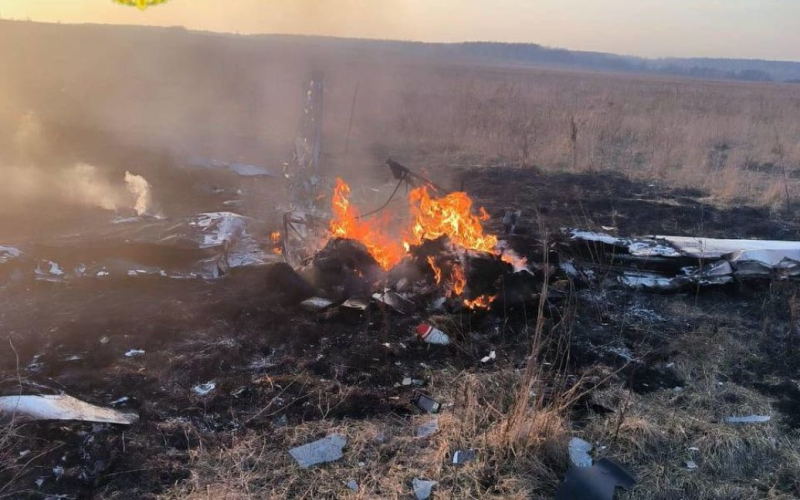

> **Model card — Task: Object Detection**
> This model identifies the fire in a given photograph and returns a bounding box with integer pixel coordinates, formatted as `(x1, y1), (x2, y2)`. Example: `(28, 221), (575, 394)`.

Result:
(463, 295), (495, 309)
(328, 177), (508, 310)
(405, 187), (498, 254)
(427, 256), (442, 284)
(329, 178), (405, 270)
(451, 264), (466, 297)
(270, 231), (283, 255)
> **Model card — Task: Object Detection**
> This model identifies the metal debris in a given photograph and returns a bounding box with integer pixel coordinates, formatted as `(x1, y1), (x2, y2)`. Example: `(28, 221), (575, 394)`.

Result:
(685, 460), (698, 470)
(345, 479), (359, 491)
(452, 449), (477, 465)
(724, 415), (771, 424)
(300, 296), (336, 312)
(412, 478), (437, 500)
(416, 418), (439, 438)
(568, 437), (593, 468)
(414, 394), (441, 414)
(289, 434), (346, 468)
(555, 457), (637, 500)
(124, 349), (145, 357)
(0, 394), (138, 425)
(373, 290), (415, 315)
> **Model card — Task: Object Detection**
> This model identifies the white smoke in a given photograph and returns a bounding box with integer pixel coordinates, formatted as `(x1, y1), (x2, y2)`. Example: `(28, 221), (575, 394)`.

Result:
(0, 163), (156, 216)
(124, 171), (153, 216)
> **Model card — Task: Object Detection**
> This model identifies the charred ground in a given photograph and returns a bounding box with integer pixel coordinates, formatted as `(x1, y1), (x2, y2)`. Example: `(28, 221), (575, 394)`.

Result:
(3, 166), (800, 499)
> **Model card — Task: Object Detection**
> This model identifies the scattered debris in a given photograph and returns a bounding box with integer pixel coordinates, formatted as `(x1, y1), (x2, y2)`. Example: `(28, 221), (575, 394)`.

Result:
(124, 349), (145, 358)
(289, 434), (346, 468)
(416, 323), (451, 345)
(480, 350), (496, 363)
(452, 449), (477, 465)
(373, 290), (415, 315)
(0, 394), (138, 425)
(414, 394), (441, 413)
(685, 460), (698, 470)
(109, 396), (129, 406)
(568, 437), (593, 468)
(724, 415), (771, 424)
(345, 479), (359, 491)
(192, 382), (216, 396)
(416, 418), (439, 438)
(300, 296), (336, 312)
(555, 457), (637, 500)
(412, 478), (437, 500)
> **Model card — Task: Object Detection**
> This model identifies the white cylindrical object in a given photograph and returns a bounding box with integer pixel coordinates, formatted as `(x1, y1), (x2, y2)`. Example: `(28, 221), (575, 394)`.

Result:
(416, 324), (451, 345)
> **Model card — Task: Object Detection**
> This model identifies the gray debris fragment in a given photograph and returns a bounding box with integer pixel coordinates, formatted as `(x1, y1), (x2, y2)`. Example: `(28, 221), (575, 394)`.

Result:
(124, 349), (145, 358)
(412, 478), (437, 500)
(300, 296), (335, 312)
(724, 415), (771, 424)
(289, 434), (346, 468)
(685, 460), (698, 470)
(555, 457), (637, 500)
(416, 418), (439, 438)
(414, 394), (441, 414)
(452, 449), (477, 465)
(373, 290), (416, 314)
(345, 479), (359, 491)
(568, 437), (593, 468)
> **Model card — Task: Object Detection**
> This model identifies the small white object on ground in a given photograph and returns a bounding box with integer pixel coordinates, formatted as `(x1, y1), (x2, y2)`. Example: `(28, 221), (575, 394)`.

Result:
(412, 478), (437, 500)
(685, 460), (698, 470)
(345, 480), (358, 491)
(480, 351), (496, 363)
(125, 349), (145, 358)
(289, 434), (346, 468)
(192, 382), (216, 396)
(568, 437), (593, 467)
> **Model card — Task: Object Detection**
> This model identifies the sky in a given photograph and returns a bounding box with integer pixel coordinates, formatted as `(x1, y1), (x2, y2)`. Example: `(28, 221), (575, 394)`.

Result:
(1, 0), (799, 61)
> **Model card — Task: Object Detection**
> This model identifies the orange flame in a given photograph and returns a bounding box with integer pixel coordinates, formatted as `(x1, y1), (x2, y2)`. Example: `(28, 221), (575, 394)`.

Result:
(451, 264), (466, 297)
(329, 178), (405, 270)
(464, 295), (495, 309)
(270, 231), (283, 255)
(405, 186), (498, 254)
(427, 256), (442, 284)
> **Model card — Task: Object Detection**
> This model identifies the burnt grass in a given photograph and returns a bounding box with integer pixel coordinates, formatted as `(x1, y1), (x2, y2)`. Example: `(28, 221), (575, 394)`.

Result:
(4, 166), (800, 498)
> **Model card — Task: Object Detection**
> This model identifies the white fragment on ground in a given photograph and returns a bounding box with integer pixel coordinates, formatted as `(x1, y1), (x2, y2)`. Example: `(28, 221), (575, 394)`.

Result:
(192, 382), (216, 396)
(402, 377), (413, 386)
(0, 394), (138, 425)
(0, 246), (22, 264)
(109, 397), (129, 406)
(480, 350), (496, 363)
(345, 480), (358, 491)
(35, 478), (45, 488)
(19, 450), (31, 458)
(685, 460), (698, 470)
(568, 437), (593, 467)
(52, 466), (64, 478)
(416, 418), (439, 438)
(412, 478), (437, 500)
(724, 415), (771, 424)
(124, 349), (145, 358)
(289, 434), (346, 468)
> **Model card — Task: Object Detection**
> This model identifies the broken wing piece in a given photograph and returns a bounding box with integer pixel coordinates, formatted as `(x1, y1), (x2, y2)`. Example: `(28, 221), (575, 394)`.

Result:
(0, 394), (139, 425)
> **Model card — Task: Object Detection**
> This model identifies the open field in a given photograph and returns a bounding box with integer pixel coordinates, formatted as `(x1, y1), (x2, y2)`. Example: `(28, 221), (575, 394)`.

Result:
(2, 20), (800, 500)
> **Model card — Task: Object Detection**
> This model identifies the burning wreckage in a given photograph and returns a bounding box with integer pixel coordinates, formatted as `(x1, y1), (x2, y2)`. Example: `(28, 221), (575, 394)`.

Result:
(4, 74), (800, 498)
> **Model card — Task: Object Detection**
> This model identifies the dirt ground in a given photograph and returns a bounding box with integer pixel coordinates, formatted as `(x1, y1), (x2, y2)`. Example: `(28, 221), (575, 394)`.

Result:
(3, 165), (800, 499)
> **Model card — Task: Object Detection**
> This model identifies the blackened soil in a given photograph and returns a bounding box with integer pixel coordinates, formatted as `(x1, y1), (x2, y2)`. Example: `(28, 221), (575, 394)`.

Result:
(4, 167), (800, 498)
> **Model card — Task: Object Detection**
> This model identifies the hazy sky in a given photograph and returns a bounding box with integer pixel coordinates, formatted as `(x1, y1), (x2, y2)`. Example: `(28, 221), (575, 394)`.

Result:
(2, 0), (799, 61)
